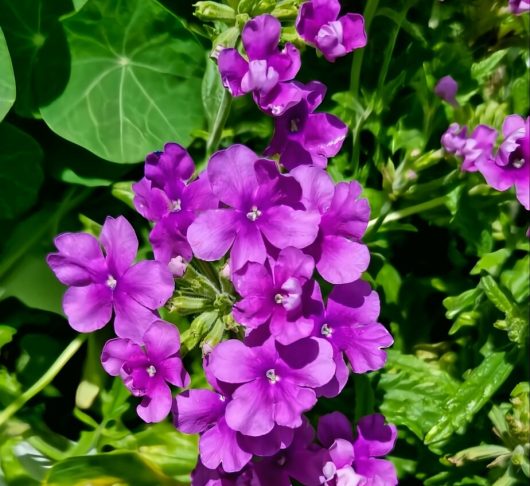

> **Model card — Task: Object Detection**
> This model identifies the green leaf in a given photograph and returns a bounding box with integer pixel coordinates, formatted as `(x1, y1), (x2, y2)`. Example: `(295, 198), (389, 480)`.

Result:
(480, 276), (514, 314)
(443, 287), (482, 320)
(376, 263), (402, 305)
(470, 249), (510, 276)
(0, 123), (44, 219)
(501, 255), (530, 304)
(0, 0), (72, 117)
(379, 350), (460, 440)
(425, 351), (515, 446)
(0, 27), (15, 121)
(201, 56), (226, 131)
(40, 0), (206, 163)
(43, 452), (183, 486)
(0, 324), (15, 349)
(471, 49), (508, 83)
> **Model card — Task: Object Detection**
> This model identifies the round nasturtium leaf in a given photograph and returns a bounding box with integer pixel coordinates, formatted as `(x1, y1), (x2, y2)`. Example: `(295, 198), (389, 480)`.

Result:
(0, 27), (15, 121)
(0, 123), (44, 220)
(40, 0), (206, 164)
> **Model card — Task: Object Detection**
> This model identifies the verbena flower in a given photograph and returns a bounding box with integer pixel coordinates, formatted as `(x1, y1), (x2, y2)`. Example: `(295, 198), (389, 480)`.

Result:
(218, 14), (301, 115)
(208, 336), (335, 436)
(317, 412), (398, 485)
(232, 247), (318, 345)
(441, 123), (498, 172)
(296, 0), (367, 62)
(47, 216), (174, 342)
(509, 0), (530, 14)
(101, 320), (189, 422)
(264, 81), (348, 170)
(476, 115), (529, 210)
(292, 166), (370, 284)
(312, 280), (393, 398)
(133, 143), (217, 274)
(434, 75), (458, 106)
(187, 144), (320, 272)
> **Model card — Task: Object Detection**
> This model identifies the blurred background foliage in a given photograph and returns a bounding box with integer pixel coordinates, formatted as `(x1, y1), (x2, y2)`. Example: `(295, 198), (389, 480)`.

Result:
(0, 0), (528, 484)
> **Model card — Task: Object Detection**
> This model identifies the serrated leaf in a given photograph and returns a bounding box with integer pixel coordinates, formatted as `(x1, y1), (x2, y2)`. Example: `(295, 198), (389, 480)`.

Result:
(425, 351), (514, 446)
(0, 27), (15, 121)
(40, 0), (206, 163)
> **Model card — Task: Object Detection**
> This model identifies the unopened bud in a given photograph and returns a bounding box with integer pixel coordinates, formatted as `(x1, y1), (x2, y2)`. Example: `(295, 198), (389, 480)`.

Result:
(167, 295), (211, 316)
(194, 1), (236, 22)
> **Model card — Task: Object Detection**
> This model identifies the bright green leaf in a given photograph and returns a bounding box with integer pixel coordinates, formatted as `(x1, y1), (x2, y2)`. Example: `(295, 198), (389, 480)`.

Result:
(0, 27), (15, 121)
(40, 0), (206, 163)
(471, 249), (510, 276)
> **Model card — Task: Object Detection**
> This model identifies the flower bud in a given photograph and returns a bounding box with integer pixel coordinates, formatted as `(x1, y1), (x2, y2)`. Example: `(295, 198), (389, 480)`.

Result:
(167, 295), (211, 316)
(194, 1), (236, 22)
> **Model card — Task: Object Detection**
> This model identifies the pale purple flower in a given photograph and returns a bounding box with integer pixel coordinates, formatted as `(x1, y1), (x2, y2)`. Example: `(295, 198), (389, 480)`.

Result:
(291, 166), (370, 284)
(441, 123), (498, 172)
(47, 216), (174, 343)
(232, 247), (318, 345)
(434, 75), (458, 106)
(509, 0), (530, 14)
(317, 412), (398, 486)
(312, 281), (393, 398)
(133, 143), (217, 273)
(218, 14), (301, 115)
(476, 115), (529, 210)
(187, 145), (320, 272)
(296, 0), (367, 62)
(101, 320), (189, 422)
(209, 336), (335, 436)
(265, 81), (348, 170)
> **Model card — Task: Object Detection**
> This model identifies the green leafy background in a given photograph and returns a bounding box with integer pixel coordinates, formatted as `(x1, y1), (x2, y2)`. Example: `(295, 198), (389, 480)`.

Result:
(0, 0), (528, 485)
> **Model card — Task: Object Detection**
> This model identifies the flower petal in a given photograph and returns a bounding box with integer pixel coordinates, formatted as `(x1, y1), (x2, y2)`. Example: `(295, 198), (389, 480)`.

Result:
(230, 222), (267, 272)
(327, 280), (380, 325)
(173, 389), (226, 434)
(210, 340), (260, 383)
(101, 338), (141, 376)
(63, 284), (113, 333)
(339, 13), (367, 52)
(218, 48), (248, 97)
(291, 165), (335, 213)
(100, 216), (138, 276)
(317, 411), (354, 447)
(354, 414), (397, 457)
(242, 14), (281, 59)
(143, 320), (181, 360)
(137, 378), (172, 423)
(113, 292), (158, 343)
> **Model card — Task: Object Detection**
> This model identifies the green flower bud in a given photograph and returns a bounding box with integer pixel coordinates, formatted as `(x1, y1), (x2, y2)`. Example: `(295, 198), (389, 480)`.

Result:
(194, 1), (236, 22)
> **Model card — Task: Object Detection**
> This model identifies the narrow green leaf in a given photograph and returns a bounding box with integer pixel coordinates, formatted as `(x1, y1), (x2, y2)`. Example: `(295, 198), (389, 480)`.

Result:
(471, 249), (510, 276)
(481, 276), (514, 314)
(0, 27), (15, 121)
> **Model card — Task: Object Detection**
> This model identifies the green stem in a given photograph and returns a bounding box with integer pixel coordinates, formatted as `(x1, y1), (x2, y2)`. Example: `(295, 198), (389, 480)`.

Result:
(367, 195), (448, 230)
(0, 335), (87, 427)
(206, 88), (232, 158)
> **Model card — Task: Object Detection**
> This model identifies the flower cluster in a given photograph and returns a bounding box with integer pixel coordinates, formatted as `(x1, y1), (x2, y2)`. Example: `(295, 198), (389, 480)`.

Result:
(47, 1), (397, 484)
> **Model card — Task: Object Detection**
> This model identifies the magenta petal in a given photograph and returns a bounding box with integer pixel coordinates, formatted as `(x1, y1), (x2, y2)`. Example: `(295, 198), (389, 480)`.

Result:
(273, 384), (316, 429)
(354, 457), (398, 485)
(218, 48), (248, 97)
(132, 179), (170, 221)
(291, 165), (335, 213)
(515, 174), (530, 210)
(476, 158), (515, 191)
(270, 309), (314, 345)
(242, 14), (281, 60)
(210, 340), (259, 383)
(160, 356), (189, 387)
(316, 351), (349, 398)
(200, 418), (252, 473)
(143, 320), (181, 360)
(207, 145), (259, 208)
(113, 292), (158, 343)
(187, 209), (239, 262)
(137, 379), (172, 423)
(318, 411), (354, 447)
(330, 438), (355, 468)
(285, 337), (335, 388)
(119, 260), (174, 310)
(342, 323), (394, 373)
(256, 81), (304, 116)
(274, 247), (314, 285)
(183, 173), (219, 211)
(339, 13), (367, 52)
(296, 0), (341, 43)
(304, 113), (348, 157)
(317, 236), (369, 284)
(502, 114), (525, 137)
(48, 233), (106, 286)
(355, 414), (397, 457)
(100, 216), (138, 276)
(146, 143), (194, 187)
(260, 205), (320, 250)
(173, 389), (226, 434)
(267, 43), (301, 82)
(230, 223), (267, 272)
(327, 280), (380, 325)
(225, 380), (275, 436)
(237, 425), (294, 457)
(101, 338), (141, 376)
(63, 284), (113, 332)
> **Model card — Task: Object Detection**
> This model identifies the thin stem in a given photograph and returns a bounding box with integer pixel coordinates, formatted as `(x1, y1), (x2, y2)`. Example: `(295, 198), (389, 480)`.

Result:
(0, 335), (87, 427)
(206, 88), (232, 158)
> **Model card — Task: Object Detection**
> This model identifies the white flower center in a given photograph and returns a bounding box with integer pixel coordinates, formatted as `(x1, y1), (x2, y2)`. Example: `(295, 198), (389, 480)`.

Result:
(170, 199), (182, 212)
(266, 369), (279, 384)
(246, 206), (262, 221)
(274, 293), (284, 304)
(290, 118), (300, 132)
(106, 275), (117, 289)
(512, 158), (525, 169)
(146, 365), (157, 377)
(321, 323), (333, 337)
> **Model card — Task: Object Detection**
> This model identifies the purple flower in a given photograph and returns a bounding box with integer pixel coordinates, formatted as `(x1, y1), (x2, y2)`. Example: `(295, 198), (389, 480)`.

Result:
(264, 81), (348, 170)
(509, 0), (530, 14)
(296, 0), (367, 62)
(317, 412), (398, 485)
(101, 320), (189, 422)
(476, 115), (529, 210)
(133, 143), (217, 273)
(47, 216), (175, 343)
(187, 145), (320, 272)
(312, 281), (393, 398)
(434, 75), (458, 106)
(441, 123), (498, 173)
(218, 15), (301, 115)
(232, 247), (318, 345)
(253, 418), (327, 486)
(291, 166), (370, 284)
(209, 336), (335, 436)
